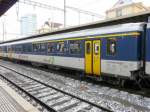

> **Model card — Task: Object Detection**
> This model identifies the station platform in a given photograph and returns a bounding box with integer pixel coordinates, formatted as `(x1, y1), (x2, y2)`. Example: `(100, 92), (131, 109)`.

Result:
(0, 79), (39, 112)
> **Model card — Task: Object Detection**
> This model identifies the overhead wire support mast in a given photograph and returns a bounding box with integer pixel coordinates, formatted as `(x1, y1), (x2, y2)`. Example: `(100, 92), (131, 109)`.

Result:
(64, 0), (66, 27)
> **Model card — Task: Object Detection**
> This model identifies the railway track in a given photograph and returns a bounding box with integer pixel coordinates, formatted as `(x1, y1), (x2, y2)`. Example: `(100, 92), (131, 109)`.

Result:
(0, 60), (150, 112)
(0, 64), (110, 112)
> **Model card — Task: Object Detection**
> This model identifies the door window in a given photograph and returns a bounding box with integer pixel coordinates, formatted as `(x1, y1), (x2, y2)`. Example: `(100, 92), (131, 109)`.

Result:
(86, 43), (91, 54)
(94, 43), (99, 55)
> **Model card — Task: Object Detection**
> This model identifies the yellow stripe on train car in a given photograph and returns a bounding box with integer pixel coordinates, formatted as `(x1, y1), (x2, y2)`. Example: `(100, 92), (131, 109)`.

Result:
(32, 32), (140, 44)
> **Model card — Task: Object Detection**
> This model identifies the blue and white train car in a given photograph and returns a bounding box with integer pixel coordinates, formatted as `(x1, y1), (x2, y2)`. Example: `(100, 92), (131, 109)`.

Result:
(0, 23), (145, 81)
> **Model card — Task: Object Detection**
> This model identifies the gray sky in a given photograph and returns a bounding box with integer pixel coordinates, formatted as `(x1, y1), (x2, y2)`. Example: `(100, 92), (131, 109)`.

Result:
(0, 0), (150, 41)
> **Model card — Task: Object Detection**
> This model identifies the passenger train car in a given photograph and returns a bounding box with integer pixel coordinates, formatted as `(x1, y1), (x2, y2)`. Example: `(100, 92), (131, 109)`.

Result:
(0, 22), (149, 85)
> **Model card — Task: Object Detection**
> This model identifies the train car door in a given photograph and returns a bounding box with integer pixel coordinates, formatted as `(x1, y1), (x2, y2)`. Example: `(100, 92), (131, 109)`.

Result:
(85, 40), (101, 76)
(93, 40), (101, 76)
(85, 41), (92, 74)
(8, 47), (12, 59)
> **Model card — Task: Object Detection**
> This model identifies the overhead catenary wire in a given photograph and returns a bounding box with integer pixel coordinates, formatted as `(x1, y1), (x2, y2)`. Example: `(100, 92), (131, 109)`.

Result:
(18, 0), (104, 18)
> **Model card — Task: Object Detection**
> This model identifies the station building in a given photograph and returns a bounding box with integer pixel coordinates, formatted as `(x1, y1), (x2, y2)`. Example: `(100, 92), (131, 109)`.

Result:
(106, 0), (148, 19)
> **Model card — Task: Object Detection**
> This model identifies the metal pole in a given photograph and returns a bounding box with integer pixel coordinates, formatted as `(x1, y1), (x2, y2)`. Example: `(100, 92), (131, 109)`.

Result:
(2, 21), (4, 41)
(78, 12), (80, 25)
(64, 0), (66, 27)
(2, 16), (6, 42)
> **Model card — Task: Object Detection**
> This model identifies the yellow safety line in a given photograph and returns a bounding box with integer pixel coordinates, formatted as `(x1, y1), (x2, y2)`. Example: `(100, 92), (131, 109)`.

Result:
(32, 32), (140, 44)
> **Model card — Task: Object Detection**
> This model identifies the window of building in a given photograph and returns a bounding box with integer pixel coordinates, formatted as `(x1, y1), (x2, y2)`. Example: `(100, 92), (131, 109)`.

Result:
(56, 42), (65, 53)
(69, 40), (81, 54)
(107, 39), (117, 56)
(47, 42), (55, 53)
(116, 9), (122, 17)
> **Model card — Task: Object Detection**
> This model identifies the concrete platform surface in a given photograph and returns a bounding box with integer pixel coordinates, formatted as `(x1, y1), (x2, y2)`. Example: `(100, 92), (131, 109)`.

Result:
(0, 79), (40, 112)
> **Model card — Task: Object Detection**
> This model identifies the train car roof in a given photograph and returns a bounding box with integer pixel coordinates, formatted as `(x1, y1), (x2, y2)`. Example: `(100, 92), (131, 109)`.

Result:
(1, 10), (150, 45)
(0, 22), (145, 46)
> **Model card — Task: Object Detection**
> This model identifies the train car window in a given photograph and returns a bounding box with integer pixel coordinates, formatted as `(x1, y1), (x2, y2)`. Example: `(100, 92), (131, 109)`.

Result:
(15, 46), (18, 52)
(47, 42), (55, 53)
(3, 46), (6, 52)
(8, 47), (10, 52)
(0, 47), (2, 52)
(33, 44), (40, 52)
(37, 44), (40, 52)
(14, 46), (17, 52)
(1, 47), (3, 51)
(4, 46), (7, 52)
(22, 44), (30, 53)
(69, 40), (81, 54)
(12, 46), (15, 52)
(23, 44), (26, 52)
(107, 39), (117, 56)
(40, 43), (46, 52)
(15, 45), (22, 52)
(1, 47), (3, 52)
(86, 43), (91, 54)
(56, 42), (64, 53)
(25, 44), (32, 52)
(8, 46), (12, 52)
(27, 46), (32, 52)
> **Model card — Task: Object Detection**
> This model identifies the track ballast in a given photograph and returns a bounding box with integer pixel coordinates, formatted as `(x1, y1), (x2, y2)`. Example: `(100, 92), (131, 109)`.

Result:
(0, 64), (110, 112)
(0, 60), (150, 112)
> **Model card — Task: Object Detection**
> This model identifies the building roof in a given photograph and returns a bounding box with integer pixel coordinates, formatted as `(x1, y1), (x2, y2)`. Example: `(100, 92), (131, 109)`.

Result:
(106, 0), (147, 12)
(0, 0), (17, 16)
(113, 0), (133, 9)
